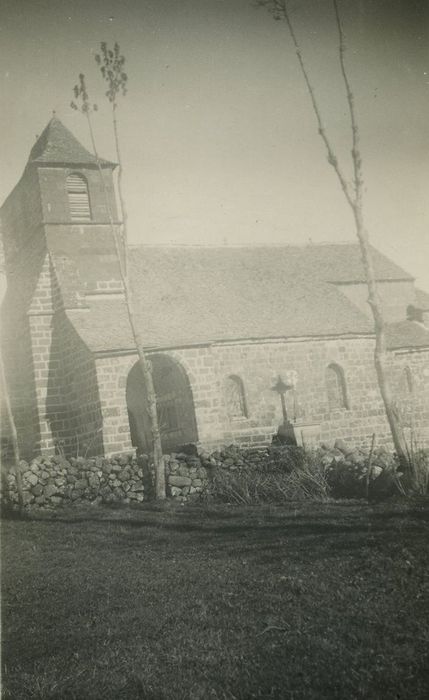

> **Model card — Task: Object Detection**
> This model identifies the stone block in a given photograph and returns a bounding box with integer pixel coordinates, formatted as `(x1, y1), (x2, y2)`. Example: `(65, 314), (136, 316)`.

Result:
(50, 496), (63, 506)
(24, 472), (38, 486)
(44, 483), (58, 498)
(118, 470), (131, 482)
(88, 474), (100, 488)
(169, 475), (192, 488)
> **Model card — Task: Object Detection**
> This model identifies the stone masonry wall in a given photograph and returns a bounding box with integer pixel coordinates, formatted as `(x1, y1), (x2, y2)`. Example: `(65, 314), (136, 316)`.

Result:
(45, 311), (104, 457)
(0, 166), (44, 265)
(95, 354), (136, 455)
(38, 167), (118, 225)
(93, 338), (429, 460)
(1, 159), (123, 461)
(1, 231), (53, 459)
(3, 453), (146, 509)
(388, 349), (429, 444)
(170, 338), (429, 450)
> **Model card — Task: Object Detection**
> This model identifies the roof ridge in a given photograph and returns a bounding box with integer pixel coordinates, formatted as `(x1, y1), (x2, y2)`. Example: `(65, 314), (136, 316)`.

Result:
(28, 116), (116, 167)
(127, 241), (362, 250)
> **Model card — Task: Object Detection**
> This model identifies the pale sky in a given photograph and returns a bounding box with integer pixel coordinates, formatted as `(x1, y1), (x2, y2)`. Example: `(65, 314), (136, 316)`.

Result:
(1, 0), (428, 290)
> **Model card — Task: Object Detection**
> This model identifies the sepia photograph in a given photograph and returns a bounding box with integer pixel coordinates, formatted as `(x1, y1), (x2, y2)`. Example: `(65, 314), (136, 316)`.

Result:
(1, 0), (428, 698)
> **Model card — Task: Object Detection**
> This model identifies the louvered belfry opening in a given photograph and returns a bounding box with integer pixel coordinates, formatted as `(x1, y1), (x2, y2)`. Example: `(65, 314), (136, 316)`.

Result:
(66, 173), (91, 221)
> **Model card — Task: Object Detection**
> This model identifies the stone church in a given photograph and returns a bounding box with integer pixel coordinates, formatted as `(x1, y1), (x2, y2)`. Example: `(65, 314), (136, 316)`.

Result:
(1, 117), (429, 460)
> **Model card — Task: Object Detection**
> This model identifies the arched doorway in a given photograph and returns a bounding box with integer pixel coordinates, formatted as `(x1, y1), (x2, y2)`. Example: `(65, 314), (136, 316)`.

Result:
(126, 354), (198, 454)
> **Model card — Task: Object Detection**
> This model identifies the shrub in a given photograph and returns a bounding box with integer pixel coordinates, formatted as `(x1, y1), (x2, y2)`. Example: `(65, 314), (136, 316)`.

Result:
(324, 446), (403, 500)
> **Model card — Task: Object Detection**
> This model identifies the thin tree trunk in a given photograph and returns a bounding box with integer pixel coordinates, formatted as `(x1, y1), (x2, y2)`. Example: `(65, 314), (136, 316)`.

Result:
(112, 106), (128, 243)
(277, 0), (409, 466)
(365, 432), (376, 499)
(0, 345), (25, 512)
(332, 0), (408, 466)
(85, 111), (166, 498)
(351, 208), (408, 462)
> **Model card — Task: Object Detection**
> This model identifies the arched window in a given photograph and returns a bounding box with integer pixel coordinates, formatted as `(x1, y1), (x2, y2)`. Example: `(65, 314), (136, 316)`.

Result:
(402, 367), (413, 395)
(67, 173), (91, 221)
(325, 363), (348, 410)
(225, 375), (248, 419)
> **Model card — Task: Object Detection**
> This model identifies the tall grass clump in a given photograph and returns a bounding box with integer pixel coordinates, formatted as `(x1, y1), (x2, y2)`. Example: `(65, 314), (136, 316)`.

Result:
(409, 447), (429, 495)
(205, 450), (331, 504)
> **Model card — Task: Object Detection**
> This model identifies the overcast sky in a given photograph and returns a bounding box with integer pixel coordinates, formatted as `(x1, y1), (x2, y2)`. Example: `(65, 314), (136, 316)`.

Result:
(1, 0), (428, 290)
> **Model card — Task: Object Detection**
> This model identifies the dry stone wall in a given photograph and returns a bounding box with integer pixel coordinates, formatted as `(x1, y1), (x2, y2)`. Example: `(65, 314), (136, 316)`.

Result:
(3, 453), (146, 509)
(2, 445), (309, 508)
(3, 440), (427, 509)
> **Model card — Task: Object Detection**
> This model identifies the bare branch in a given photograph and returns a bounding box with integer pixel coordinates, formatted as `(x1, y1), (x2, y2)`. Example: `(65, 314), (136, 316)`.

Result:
(269, 0), (355, 209)
(332, 0), (362, 202)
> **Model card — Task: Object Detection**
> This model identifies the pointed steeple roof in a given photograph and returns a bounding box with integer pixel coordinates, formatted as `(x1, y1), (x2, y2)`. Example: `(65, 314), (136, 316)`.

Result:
(28, 117), (116, 167)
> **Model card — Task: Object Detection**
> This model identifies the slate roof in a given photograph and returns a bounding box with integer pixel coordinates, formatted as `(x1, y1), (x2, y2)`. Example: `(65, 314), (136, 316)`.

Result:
(126, 245), (377, 348)
(28, 117), (115, 167)
(67, 300), (134, 352)
(290, 244), (413, 283)
(61, 243), (421, 353)
(385, 321), (429, 351)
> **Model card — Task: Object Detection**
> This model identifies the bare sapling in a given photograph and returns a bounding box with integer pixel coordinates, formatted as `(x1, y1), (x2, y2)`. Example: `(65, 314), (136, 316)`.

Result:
(259, 0), (409, 467)
(71, 69), (166, 498)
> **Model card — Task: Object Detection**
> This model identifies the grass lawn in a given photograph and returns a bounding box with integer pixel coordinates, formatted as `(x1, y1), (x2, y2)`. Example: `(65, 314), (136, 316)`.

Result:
(2, 499), (429, 699)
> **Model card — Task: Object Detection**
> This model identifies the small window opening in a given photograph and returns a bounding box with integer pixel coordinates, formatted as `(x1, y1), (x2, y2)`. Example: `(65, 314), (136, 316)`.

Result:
(67, 173), (91, 222)
(325, 363), (348, 411)
(225, 375), (248, 419)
